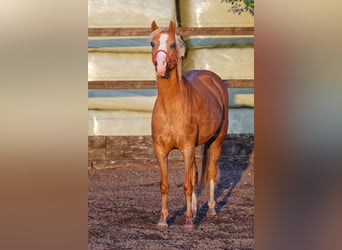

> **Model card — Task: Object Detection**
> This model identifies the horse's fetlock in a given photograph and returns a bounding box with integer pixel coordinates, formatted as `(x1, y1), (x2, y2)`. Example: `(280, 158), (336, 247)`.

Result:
(185, 212), (194, 221)
(160, 209), (168, 219)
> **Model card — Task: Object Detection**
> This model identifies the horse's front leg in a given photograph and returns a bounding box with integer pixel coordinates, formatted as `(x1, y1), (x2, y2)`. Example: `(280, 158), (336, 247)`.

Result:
(154, 145), (169, 229)
(183, 146), (196, 231)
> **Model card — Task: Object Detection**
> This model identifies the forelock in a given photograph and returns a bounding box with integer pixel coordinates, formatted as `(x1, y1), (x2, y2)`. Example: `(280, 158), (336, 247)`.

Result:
(149, 27), (186, 57)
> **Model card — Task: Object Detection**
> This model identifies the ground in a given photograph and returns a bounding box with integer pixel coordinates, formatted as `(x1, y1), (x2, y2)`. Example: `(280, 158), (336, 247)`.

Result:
(88, 135), (254, 250)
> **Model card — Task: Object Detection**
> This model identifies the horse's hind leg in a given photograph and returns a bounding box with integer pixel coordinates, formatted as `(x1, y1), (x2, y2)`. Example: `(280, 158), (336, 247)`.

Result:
(154, 145), (169, 229)
(191, 161), (198, 218)
(206, 139), (224, 217)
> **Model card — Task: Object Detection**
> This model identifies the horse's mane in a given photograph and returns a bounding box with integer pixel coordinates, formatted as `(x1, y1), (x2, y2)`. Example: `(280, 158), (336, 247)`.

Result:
(149, 28), (186, 58)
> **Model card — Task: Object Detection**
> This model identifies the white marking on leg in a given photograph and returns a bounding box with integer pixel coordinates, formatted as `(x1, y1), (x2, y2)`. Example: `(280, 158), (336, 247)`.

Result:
(191, 191), (197, 217)
(208, 180), (215, 209)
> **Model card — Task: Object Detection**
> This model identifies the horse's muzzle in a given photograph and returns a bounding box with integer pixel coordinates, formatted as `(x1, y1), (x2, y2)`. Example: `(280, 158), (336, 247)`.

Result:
(155, 60), (169, 78)
(161, 69), (170, 79)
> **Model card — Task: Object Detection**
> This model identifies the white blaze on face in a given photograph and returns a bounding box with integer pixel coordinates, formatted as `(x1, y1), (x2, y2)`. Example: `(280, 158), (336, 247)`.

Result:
(155, 33), (169, 76)
(156, 34), (168, 60)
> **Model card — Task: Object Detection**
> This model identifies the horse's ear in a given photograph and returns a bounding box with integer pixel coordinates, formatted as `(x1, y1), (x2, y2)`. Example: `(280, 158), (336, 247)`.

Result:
(169, 21), (176, 33)
(151, 20), (158, 31)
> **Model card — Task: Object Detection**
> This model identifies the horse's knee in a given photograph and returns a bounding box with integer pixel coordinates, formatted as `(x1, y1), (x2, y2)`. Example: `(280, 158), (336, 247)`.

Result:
(160, 183), (169, 194)
(183, 182), (193, 196)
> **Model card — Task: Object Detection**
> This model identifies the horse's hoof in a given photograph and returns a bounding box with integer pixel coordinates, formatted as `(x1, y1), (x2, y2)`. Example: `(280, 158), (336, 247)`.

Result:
(184, 220), (195, 232)
(207, 208), (217, 217)
(156, 221), (168, 230)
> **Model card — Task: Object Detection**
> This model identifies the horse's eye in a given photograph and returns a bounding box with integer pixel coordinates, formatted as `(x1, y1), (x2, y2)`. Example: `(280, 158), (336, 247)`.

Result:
(150, 42), (155, 48)
(170, 43), (176, 49)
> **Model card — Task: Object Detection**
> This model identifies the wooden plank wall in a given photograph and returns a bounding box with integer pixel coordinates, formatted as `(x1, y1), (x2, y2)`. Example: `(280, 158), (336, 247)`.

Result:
(88, 135), (254, 169)
(88, 27), (254, 37)
(88, 79), (254, 89)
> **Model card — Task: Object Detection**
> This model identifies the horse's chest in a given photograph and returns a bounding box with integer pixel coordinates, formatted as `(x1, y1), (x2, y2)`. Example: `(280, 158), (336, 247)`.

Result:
(152, 110), (197, 144)
(154, 114), (194, 134)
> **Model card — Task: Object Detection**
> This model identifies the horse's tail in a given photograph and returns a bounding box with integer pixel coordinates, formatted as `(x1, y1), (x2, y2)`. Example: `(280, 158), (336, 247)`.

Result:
(200, 144), (210, 187)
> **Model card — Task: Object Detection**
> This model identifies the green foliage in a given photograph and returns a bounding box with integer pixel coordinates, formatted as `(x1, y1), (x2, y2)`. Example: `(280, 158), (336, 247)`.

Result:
(221, 0), (254, 16)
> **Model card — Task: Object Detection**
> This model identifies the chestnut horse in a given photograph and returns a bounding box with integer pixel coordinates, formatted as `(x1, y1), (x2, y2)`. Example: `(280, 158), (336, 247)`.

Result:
(150, 21), (228, 231)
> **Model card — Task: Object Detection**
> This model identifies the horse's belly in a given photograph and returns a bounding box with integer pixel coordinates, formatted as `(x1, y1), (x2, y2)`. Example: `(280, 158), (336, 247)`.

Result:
(197, 120), (222, 145)
(198, 106), (225, 146)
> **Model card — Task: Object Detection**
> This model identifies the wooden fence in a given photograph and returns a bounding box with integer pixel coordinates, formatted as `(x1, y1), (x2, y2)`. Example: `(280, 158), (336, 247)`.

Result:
(88, 134), (254, 169)
(88, 27), (254, 37)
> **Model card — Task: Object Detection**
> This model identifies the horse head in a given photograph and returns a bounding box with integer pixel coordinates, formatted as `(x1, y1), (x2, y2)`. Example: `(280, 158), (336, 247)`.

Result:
(150, 21), (179, 79)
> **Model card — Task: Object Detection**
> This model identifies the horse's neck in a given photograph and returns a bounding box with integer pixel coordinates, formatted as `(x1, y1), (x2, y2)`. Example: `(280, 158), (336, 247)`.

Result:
(156, 68), (187, 109)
